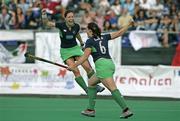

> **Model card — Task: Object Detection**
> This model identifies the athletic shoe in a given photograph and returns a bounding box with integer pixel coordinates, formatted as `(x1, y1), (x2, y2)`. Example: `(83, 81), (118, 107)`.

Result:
(81, 109), (95, 117)
(96, 85), (105, 93)
(120, 110), (133, 119)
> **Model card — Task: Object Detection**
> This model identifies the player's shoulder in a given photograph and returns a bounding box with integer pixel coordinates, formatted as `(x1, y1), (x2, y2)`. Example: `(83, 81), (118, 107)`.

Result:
(60, 22), (66, 26)
(102, 33), (111, 39)
(74, 23), (80, 28)
(55, 22), (65, 28)
(86, 37), (94, 44)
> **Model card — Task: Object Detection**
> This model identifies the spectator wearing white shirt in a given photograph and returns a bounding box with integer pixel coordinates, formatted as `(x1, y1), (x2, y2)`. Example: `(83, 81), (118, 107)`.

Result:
(151, 0), (164, 17)
(111, 0), (122, 16)
(139, 0), (151, 10)
(0, 7), (11, 29)
(95, 0), (110, 16)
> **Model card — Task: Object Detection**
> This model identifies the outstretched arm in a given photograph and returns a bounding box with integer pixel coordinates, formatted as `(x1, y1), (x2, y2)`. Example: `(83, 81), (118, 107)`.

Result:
(110, 21), (134, 40)
(41, 9), (55, 27)
(68, 48), (91, 71)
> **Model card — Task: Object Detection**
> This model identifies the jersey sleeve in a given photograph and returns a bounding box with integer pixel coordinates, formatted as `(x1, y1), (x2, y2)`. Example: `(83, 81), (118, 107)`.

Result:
(103, 34), (111, 41)
(55, 22), (63, 37)
(55, 22), (61, 30)
(76, 24), (80, 33)
(85, 39), (93, 49)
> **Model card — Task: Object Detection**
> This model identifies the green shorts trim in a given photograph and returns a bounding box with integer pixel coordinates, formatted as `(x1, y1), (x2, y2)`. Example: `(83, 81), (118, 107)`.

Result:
(60, 45), (83, 61)
(95, 58), (115, 79)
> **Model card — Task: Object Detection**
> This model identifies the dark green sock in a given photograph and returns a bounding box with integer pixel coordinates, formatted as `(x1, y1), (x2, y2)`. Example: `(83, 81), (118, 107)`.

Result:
(87, 70), (95, 79)
(111, 89), (128, 110)
(75, 76), (88, 93)
(87, 86), (97, 110)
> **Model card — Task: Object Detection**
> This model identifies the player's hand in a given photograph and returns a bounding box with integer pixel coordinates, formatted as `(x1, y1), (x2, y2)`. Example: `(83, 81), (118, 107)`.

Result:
(129, 17), (135, 26)
(67, 64), (76, 71)
(130, 21), (135, 26)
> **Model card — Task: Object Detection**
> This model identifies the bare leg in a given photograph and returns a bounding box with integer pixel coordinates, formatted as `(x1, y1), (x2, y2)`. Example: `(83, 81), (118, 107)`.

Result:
(66, 58), (87, 93)
(101, 77), (128, 110)
(75, 56), (104, 92)
(100, 77), (133, 118)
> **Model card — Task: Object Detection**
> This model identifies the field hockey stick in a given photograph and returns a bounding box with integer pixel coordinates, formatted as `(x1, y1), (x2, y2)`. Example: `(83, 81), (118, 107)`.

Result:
(24, 53), (68, 69)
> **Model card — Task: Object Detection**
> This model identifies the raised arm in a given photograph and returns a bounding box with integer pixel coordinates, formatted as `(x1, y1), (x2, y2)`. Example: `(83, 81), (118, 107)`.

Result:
(110, 21), (133, 40)
(41, 9), (55, 27)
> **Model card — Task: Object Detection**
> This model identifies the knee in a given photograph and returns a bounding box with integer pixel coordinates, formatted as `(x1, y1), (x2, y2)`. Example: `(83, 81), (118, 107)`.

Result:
(88, 79), (97, 87)
(109, 87), (118, 92)
(106, 85), (117, 92)
(88, 80), (92, 86)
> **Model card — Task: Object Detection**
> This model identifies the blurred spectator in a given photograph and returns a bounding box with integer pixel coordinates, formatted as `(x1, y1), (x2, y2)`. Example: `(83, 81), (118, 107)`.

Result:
(103, 20), (112, 31)
(15, 7), (25, 29)
(168, 14), (179, 45)
(98, 0), (110, 15)
(108, 9), (118, 30)
(51, 5), (64, 23)
(108, 0), (115, 5)
(162, 0), (171, 15)
(146, 11), (158, 30)
(31, 1), (41, 20)
(7, 0), (17, 11)
(9, 8), (17, 29)
(17, 0), (30, 14)
(133, 2), (140, 20)
(66, 0), (79, 11)
(110, 0), (122, 16)
(0, 0), (178, 49)
(147, 0), (156, 7)
(118, 8), (132, 28)
(157, 15), (171, 47)
(134, 9), (147, 30)
(123, 0), (135, 16)
(41, 0), (61, 15)
(24, 8), (39, 29)
(0, 6), (11, 29)
(176, 11), (180, 36)
(99, 0), (110, 8)
(79, 0), (92, 11)
(150, 0), (164, 17)
(169, 3), (178, 16)
(61, 0), (69, 9)
(80, 10), (94, 30)
(95, 10), (104, 31)
(139, 0), (151, 10)
(120, 0), (126, 6)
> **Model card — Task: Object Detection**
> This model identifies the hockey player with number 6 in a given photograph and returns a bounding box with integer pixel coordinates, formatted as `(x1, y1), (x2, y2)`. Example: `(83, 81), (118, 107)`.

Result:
(68, 22), (134, 118)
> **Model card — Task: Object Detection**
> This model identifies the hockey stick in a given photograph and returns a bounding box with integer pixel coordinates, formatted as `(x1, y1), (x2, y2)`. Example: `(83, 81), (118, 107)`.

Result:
(24, 53), (68, 69)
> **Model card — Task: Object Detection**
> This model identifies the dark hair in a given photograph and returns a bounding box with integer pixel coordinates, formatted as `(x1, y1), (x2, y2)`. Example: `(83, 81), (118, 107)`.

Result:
(64, 10), (74, 18)
(87, 22), (101, 38)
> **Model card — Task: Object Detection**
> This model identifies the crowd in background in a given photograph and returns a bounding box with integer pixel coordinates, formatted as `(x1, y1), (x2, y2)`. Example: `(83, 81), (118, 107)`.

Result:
(0, 0), (180, 47)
